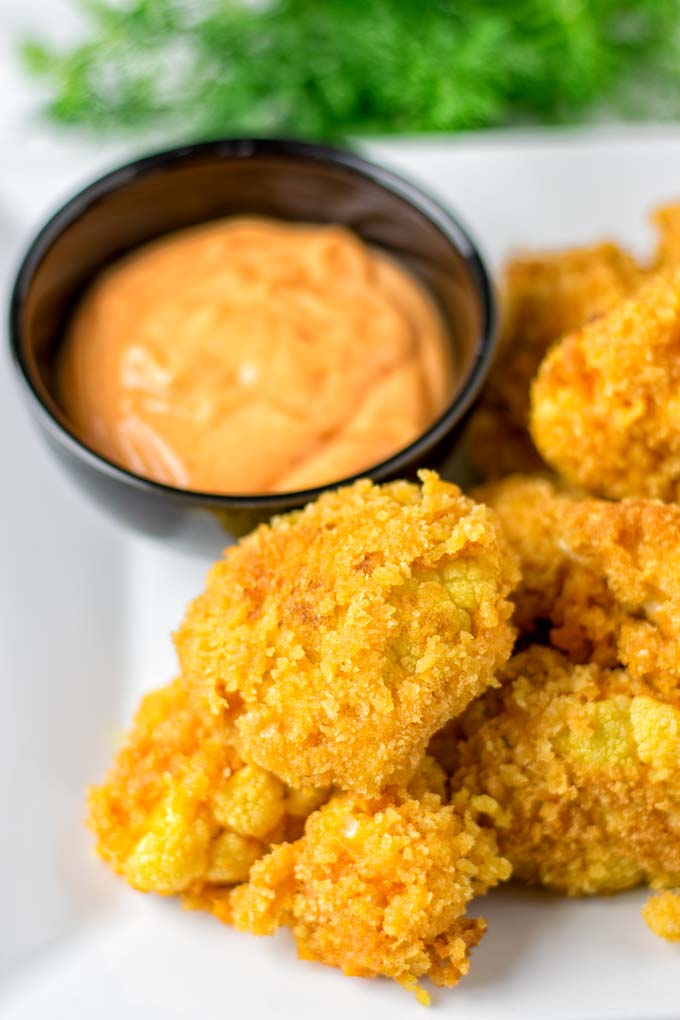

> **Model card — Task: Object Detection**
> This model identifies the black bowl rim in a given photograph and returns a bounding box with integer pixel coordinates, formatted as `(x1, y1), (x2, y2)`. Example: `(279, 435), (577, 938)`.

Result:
(9, 136), (496, 510)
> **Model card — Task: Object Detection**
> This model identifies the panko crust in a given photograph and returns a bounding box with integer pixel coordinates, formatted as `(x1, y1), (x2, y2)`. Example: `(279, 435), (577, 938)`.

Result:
(88, 680), (328, 894)
(176, 471), (518, 794)
(225, 773), (510, 1004)
(476, 475), (680, 701)
(530, 266), (680, 501)
(468, 243), (641, 479)
(451, 646), (680, 895)
(473, 474), (573, 636)
(643, 891), (680, 941)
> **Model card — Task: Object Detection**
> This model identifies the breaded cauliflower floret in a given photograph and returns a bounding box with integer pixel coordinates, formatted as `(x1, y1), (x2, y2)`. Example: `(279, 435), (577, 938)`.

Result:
(531, 266), (680, 501)
(176, 471), (518, 794)
(643, 891), (680, 941)
(476, 476), (680, 701)
(224, 769), (510, 1004)
(452, 646), (680, 895)
(467, 243), (641, 479)
(88, 680), (328, 894)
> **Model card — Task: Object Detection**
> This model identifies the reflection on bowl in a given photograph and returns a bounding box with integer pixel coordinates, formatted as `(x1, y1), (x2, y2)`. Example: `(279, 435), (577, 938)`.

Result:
(9, 138), (496, 556)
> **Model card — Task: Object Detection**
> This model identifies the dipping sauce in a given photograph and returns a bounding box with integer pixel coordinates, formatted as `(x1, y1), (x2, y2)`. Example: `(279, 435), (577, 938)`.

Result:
(57, 217), (452, 494)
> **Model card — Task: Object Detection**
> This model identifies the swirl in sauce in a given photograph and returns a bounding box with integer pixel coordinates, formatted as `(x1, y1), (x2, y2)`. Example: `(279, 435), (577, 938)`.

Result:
(58, 218), (452, 494)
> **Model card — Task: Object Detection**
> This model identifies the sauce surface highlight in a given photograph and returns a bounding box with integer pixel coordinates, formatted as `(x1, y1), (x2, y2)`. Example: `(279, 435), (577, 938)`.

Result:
(58, 218), (452, 494)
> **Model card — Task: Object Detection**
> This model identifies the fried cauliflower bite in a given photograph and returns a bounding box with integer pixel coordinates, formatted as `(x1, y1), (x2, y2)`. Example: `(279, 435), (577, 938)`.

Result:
(452, 646), (680, 896)
(531, 266), (680, 501)
(476, 476), (680, 702)
(176, 471), (518, 794)
(643, 891), (680, 941)
(467, 243), (641, 479)
(88, 679), (328, 895)
(222, 763), (510, 1004)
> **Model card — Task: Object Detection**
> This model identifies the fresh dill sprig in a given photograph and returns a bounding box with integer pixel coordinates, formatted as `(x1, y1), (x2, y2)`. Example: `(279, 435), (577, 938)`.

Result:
(21, 0), (680, 140)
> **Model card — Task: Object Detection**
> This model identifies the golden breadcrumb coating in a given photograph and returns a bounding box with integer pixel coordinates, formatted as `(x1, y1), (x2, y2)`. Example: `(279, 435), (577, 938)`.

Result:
(652, 201), (680, 267)
(475, 476), (680, 702)
(643, 891), (680, 941)
(468, 243), (641, 479)
(473, 474), (572, 636)
(88, 680), (328, 894)
(223, 771), (510, 1004)
(531, 266), (680, 500)
(456, 480), (680, 898)
(452, 646), (680, 895)
(176, 471), (518, 794)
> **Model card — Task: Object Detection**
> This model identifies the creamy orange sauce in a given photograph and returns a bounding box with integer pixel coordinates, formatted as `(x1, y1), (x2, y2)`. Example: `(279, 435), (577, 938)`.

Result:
(57, 217), (452, 494)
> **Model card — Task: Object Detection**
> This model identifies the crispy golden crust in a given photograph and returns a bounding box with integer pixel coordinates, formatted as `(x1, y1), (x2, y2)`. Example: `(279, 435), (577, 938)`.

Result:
(176, 471), (518, 794)
(473, 474), (573, 636)
(643, 891), (680, 941)
(462, 478), (680, 897)
(452, 646), (680, 895)
(223, 774), (510, 1004)
(468, 244), (641, 479)
(88, 680), (328, 894)
(531, 266), (680, 500)
(475, 476), (680, 702)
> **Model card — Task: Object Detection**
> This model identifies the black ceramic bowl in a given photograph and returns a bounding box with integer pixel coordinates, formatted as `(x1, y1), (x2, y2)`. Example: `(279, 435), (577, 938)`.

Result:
(10, 138), (495, 556)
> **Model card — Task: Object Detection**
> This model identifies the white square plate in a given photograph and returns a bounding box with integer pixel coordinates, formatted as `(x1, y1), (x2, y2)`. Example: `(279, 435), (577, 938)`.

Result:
(3, 113), (680, 1017)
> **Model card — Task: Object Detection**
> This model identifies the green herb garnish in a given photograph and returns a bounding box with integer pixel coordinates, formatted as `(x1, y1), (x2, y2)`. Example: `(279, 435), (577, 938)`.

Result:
(22, 0), (680, 140)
